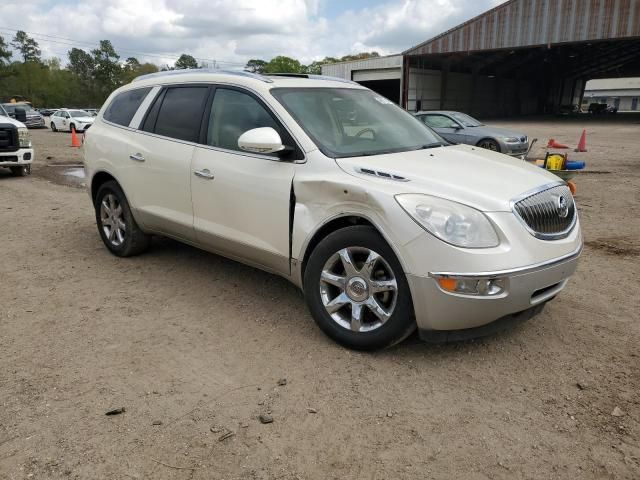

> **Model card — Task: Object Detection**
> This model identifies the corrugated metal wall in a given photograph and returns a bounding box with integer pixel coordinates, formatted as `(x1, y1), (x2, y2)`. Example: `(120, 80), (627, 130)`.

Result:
(405, 0), (640, 56)
(321, 55), (403, 79)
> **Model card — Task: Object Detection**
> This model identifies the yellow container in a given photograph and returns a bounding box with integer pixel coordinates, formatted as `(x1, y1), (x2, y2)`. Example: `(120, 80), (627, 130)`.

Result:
(545, 154), (566, 171)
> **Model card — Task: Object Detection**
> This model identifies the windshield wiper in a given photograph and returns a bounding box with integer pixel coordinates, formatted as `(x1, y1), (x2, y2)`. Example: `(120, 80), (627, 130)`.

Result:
(417, 142), (445, 149)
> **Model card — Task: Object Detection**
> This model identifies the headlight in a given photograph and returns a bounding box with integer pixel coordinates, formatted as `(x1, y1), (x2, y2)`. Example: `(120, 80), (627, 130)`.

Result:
(395, 194), (499, 248)
(504, 137), (520, 143)
(18, 128), (31, 148)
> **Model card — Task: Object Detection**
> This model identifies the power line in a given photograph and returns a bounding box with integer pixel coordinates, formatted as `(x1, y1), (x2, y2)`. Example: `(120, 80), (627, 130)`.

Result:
(0, 26), (246, 66)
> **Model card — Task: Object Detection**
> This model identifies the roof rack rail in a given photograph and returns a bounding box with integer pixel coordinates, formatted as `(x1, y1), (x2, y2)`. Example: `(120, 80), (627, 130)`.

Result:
(264, 73), (358, 85)
(132, 68), (273, 83)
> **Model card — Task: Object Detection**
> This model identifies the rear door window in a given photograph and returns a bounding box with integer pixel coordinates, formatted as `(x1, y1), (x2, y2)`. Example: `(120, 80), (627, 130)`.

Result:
(150, 87), (209, 143)
(103, 87), (152, 127)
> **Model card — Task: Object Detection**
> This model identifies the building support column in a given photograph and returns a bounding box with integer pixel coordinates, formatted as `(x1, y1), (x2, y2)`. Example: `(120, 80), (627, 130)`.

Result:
(439, 60), (450, 110)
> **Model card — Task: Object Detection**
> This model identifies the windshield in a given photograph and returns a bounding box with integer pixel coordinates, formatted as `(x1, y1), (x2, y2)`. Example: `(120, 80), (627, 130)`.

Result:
(449, 112), (482, 127)
(68, 110), (90, 117)
(271, 88), (445, 158)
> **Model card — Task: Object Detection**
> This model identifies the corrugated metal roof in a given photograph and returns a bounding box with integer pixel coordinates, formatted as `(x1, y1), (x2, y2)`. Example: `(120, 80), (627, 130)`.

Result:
(404, 0), (640, 56)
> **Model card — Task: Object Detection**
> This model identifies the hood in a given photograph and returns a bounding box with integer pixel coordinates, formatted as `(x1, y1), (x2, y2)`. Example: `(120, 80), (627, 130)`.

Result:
(0, 114), (27, 128)
(73, 116), (95, 123)
(470, 124), (526, 140)
(26, 111), (43, 118)
(336, 144), (561, 212)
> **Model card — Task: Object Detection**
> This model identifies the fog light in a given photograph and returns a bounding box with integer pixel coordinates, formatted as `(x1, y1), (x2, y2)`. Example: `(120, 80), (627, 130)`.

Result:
(436, 276), (505, 296)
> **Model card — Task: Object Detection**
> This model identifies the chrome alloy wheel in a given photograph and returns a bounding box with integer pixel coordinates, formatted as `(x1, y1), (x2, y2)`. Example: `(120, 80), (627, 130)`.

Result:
(319, 247), (398, 332)
(100, 193), (126, 247)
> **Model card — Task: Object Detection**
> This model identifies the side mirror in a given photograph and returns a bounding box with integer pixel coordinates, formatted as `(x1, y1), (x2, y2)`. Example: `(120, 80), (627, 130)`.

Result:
(14, 108), (27, 123)
(453, 124), (463, 130)
(238, 127), (285, 154)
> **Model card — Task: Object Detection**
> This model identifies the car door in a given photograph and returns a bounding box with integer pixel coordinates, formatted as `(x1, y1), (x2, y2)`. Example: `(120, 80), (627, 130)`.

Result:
(419, 114), (467, 144)
(123, 85), (211, 241)
(190, 86), (299, 275)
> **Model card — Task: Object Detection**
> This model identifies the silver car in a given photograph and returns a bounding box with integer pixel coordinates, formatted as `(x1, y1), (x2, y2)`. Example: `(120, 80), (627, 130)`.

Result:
(1, 103), (46, 129)
(415, 110), (528, 157)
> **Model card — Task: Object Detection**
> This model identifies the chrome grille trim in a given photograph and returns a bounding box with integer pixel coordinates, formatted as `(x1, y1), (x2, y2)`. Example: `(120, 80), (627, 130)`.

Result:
(511, 182), (577, 240)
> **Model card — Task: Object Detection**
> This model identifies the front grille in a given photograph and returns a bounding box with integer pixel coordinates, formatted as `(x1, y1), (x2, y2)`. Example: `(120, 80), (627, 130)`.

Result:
(0, 127), (18, 152)
(0, 156), (18, 162)
(513, 184), (576, 240)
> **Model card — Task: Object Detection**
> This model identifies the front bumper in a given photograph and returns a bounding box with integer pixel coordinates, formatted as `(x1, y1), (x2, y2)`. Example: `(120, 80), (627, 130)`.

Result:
(25, 116), (46, 128)
(407, 244), (581, 336)
(0, 148), (34, 166)
(502, 141), (529, 156)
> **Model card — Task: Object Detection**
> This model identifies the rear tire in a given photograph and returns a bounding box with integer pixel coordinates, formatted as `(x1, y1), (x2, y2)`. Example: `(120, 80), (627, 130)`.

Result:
(50, 122), (57, 132)
(10, 165), (31, 177)
(303, 226), (415, 350)
(95, 181), (150, 257)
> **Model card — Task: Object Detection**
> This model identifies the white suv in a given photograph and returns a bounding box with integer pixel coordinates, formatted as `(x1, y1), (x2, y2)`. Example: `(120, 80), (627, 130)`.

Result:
(84, 70), (582, 350)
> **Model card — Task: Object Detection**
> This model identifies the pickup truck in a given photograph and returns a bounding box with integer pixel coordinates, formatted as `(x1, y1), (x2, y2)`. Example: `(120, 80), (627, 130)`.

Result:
(0, 103), (33, 176)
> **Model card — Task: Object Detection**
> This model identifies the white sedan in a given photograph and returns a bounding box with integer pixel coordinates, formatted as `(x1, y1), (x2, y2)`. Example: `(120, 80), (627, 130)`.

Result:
(50, 109), (95, 132)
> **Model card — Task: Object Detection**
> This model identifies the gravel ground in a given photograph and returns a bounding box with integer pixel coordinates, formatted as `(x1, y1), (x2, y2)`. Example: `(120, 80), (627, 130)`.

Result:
(0, 115), (638, 479)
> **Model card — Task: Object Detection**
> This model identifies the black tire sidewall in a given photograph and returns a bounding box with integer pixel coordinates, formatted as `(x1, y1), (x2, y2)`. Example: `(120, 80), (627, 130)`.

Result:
(478, 138), (500, 152)
(94, 181), (144, 257)
(50, 122), (57, 132)
(304, 226), (415, 350)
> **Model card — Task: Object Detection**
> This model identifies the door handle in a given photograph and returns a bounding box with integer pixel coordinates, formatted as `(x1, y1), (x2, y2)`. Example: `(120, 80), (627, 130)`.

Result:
(194, 169), (214, 180)
(129, 153), (145, 162)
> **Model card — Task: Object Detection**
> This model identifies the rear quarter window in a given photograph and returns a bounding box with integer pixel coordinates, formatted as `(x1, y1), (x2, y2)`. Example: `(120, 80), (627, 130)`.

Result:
(103, 87), (152, 127)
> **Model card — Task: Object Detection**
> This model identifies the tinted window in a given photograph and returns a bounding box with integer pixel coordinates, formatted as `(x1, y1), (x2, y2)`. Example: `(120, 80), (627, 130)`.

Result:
(208, 88), (282, 152)
(103, 87), (151, 127)
(153, 87), (209, 142)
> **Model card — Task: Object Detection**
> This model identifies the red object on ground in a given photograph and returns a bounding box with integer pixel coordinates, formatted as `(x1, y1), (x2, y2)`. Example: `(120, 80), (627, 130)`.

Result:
(575, 129), (587, 152)
(567, 180), (577, 195)
(70, 127), (81, 148)
(547, 138), (569, 149)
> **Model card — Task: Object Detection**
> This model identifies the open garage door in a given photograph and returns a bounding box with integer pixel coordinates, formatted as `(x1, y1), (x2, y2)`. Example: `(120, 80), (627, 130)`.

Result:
(353, 69), (401, 104)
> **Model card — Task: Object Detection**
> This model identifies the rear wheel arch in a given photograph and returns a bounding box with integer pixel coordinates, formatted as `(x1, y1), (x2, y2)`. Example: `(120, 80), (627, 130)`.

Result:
(91, 171), (119, 206)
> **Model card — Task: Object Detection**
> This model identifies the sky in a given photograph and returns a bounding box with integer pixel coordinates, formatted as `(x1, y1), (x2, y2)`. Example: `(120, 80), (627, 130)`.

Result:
(0, 0), (505, 67)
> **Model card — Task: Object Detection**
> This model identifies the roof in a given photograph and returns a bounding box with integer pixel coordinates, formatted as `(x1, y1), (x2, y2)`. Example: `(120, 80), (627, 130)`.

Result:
(404, 0), (640, 56)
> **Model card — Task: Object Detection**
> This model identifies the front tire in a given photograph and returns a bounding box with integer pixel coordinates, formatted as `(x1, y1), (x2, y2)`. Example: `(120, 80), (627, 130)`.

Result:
(477, 138), (500, 152)
(10, 165), (31, 177)
(304, 226), (415, 350)
(50, 122), (57, 132)
(95, 181), (150, 257)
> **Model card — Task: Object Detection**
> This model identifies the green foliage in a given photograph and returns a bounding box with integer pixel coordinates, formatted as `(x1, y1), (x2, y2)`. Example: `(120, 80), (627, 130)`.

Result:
(0, 35), (12, 66)
(264, 56), (303, 73)
(11, 31), (41, 63)
(245, 59), (267, 73)
(175, 54), (198, 69)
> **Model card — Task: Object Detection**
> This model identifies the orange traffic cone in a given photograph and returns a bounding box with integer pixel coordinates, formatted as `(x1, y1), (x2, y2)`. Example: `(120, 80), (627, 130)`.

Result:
(70, 126), (81, 148)
(574, 129), (587, 152)
(547, 138), (569, 149)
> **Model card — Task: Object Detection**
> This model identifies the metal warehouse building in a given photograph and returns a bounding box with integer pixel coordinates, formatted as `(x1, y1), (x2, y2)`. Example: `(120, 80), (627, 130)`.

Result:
(322, 0), (640, 117)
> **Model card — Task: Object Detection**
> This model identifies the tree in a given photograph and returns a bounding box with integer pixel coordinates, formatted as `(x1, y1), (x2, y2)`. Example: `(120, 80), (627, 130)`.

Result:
(68, 48), (95, 80)
(122, 57), (158, 83)
(245, 59), (267, 73)
(175, 54), (198, 69)
(340, 51), (380, 62)
(11, 31), (41, 62)
(92, 40), (121, 95)
(0, 35), (12, 66)
(264, 56), (303, 74)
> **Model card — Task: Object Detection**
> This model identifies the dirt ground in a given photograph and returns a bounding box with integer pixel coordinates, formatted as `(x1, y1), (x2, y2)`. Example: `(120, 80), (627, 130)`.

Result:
(1, 115), (638, 480)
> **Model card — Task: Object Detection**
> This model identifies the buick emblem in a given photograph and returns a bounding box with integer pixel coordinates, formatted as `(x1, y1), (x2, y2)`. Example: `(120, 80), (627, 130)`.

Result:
(557, 195), (569, 218)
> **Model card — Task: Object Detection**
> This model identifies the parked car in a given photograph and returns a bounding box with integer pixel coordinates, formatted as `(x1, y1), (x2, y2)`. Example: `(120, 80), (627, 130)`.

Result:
(0, 103), (33, 176)
(83, 70), (582, 350)
(50, 109), (95, 132)
(1, 102), (46, 129)
(39, 108), (60, 117)
(414, 110), (529, 157)
(588, 103), (617, 114)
